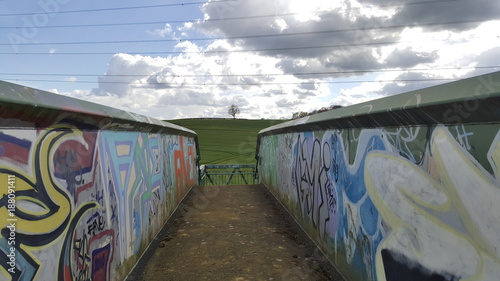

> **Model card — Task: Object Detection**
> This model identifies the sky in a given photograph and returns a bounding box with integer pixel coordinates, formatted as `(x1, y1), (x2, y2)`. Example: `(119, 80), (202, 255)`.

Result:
(1, 0), (499, 120)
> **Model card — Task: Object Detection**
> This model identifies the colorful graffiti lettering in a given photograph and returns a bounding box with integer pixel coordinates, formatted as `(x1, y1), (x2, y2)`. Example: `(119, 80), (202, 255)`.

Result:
(260, 125), (500, 281)
(92, 244), (111, 281)
(0, 124), (197, 281)
(0, 126), (98, 281)
(290, 130), (388, 280)
(365, 127), (500, 281)
(292, 133), (338, 239)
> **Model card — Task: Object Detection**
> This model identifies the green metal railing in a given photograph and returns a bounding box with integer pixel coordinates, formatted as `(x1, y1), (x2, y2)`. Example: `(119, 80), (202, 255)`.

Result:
(198, 164), (258, 185)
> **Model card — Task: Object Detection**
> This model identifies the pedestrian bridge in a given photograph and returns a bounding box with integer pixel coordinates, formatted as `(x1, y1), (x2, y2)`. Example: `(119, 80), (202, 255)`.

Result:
(1, 71), (500, 281)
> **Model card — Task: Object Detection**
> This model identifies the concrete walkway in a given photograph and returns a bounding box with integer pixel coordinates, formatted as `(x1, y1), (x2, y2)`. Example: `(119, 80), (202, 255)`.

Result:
(126, 184), (344, 281)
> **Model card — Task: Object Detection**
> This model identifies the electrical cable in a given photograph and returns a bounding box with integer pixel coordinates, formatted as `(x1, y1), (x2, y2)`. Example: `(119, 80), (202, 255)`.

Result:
(0, 0), (460, 29)
(0, 0), (236, 17)
(1, 66), (498, 78)
(1, 17), (497, 47)
(2, 77), (463, 87)
(1, 34), (497, 56)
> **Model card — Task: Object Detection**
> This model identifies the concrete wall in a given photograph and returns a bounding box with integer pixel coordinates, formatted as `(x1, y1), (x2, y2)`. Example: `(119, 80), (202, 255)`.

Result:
(0, 81), (198, 281)
(257, 71), (500, 281)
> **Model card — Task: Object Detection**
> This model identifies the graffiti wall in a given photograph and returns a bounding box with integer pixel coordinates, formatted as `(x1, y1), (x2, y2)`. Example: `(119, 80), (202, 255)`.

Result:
(0, 82), (198, 281)
(257, 72), (500, 281)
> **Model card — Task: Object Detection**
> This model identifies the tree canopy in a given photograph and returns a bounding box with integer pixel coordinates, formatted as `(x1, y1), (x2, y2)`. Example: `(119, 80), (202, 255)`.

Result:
(227, 104), (240, 119)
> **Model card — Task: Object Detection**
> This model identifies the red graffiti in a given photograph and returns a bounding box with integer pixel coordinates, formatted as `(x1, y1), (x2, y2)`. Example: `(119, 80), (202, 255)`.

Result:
(174, 137), (196, 197)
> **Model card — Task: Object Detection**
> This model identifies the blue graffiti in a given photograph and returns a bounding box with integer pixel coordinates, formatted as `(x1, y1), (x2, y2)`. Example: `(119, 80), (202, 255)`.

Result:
(330, 131), (387, 281)
(292, 130), (388, 281)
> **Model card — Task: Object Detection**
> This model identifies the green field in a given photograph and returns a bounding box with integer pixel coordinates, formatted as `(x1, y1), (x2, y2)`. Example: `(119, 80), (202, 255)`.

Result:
(168, 119), (286, 164)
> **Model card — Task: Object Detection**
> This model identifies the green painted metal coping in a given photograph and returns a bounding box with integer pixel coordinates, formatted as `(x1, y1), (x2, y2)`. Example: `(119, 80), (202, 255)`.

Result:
(260, 71), (500, 136)
(256, 71), (500, 159)
(0, 80), (200, 160)
(0, 80), (195, 135)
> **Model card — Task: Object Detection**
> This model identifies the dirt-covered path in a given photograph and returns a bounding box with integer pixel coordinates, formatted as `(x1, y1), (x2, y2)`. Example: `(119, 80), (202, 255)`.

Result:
(126, 184), (345, 281)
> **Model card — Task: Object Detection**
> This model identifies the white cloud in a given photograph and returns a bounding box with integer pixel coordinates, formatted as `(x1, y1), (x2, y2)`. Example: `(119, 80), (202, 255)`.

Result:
(65, 0), (500, 120)
(179, 22), (194, 31)
(84, 37), (340, 119)
(146, 23), (172, 38)
(273, 18), (288, 32)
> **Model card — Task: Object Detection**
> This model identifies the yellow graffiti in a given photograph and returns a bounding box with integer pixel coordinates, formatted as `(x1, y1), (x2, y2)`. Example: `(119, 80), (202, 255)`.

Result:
(365, 127), (500, 281)
(21, 131), (70, 232)
(0, 125), (95, 280)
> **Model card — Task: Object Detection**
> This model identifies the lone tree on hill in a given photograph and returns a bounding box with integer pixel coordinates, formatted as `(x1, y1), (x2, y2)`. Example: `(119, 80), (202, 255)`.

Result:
(228, 104), (240, 119)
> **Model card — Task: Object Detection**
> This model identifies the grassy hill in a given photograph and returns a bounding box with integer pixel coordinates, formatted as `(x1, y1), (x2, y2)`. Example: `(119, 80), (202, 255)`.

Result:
(168, 119), (286, 164)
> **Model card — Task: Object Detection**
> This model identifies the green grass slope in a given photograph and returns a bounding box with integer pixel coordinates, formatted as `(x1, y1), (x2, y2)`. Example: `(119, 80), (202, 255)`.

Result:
(168, 119), (286, 164)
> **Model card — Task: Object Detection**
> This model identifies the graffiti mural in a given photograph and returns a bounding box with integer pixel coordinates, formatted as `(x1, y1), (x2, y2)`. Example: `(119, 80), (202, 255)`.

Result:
(0, 124), (197, 281)
(259, 125), (500, 281)
(291, 129), (389, 281)
(365, 127), (500, 281)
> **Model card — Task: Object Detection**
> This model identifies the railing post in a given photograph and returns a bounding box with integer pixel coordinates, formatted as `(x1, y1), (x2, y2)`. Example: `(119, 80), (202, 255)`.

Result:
(198, 165), (206, 185)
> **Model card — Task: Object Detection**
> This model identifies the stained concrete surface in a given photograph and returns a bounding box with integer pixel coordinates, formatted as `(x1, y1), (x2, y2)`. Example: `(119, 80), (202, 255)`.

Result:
(127, 184), (345, 281)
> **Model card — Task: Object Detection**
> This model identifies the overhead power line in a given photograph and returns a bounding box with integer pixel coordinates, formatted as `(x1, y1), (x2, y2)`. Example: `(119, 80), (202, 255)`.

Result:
(0, 0), (236, 17)
(5, 40), (397, 55)
(1, 66), (498, 78)
(1, 34), (496, 56)
(0, 0), (457, 18)
(3, 77), (459, 87)
(1, 17), (496, 47)
(0, 12), (324, 29)
(0, 0), (460, 29)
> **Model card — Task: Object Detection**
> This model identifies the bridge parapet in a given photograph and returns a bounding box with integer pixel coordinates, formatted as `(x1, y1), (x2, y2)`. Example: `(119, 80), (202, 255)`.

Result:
(256, 71), (500, 281)
(0, 81), (199, 281)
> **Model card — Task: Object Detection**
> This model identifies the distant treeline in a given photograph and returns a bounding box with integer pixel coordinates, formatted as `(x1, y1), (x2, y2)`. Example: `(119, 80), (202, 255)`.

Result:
(292, 105), (343, 119)
(169, 117), (246, 121)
